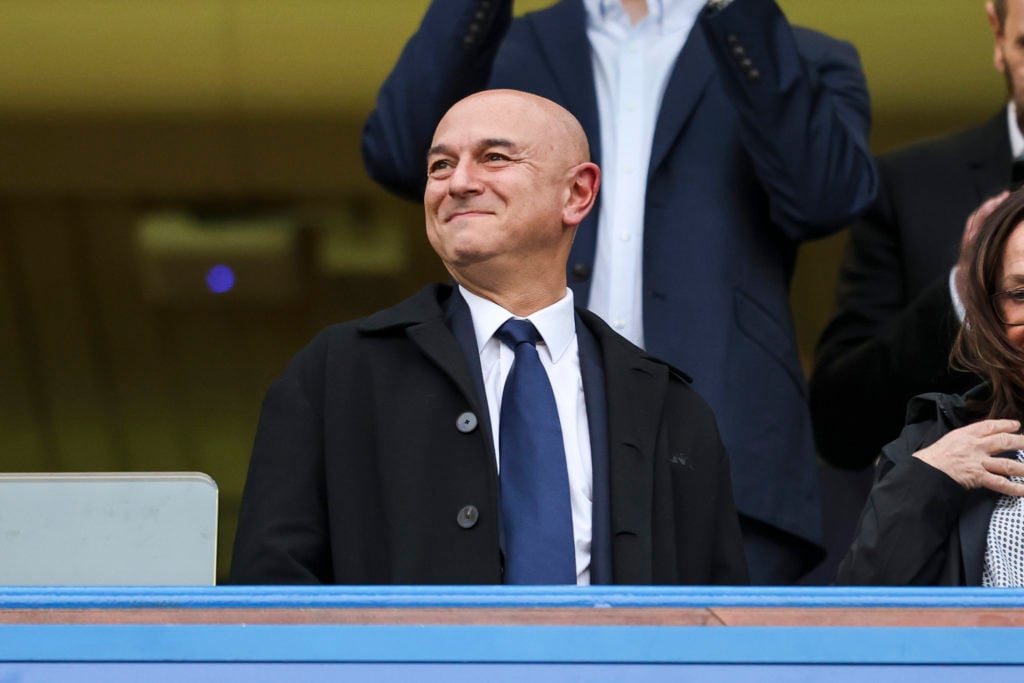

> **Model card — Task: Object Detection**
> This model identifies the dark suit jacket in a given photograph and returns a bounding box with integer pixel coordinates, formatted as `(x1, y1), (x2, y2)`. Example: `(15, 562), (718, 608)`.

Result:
(836, 387), (1000, 586)
(230, 284), (748, 585)
(811, 112), (1011, 470)
(362, 0), (877, 573)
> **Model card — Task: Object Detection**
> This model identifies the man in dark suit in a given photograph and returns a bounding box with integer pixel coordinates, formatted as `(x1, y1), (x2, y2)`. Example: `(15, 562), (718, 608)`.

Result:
(361, 0), (876, 585)
(811, 0), (1024, 470)
(231, 90), (748, 585)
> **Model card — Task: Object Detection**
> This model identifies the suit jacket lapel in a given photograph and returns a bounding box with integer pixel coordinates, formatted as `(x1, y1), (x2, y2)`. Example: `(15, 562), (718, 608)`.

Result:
(530, 0), (602, 167)
(967, 111), (1013, 201)
(648, 25), (714, 177)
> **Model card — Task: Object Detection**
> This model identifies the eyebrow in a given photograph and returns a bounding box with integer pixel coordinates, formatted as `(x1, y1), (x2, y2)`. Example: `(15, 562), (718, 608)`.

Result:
(1002, 273), (1024, 288)
(426, 138), (517, 161)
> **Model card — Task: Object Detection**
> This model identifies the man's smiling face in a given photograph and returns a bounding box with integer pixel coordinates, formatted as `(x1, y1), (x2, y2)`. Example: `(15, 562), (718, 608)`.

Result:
(423, 91), (575, 279)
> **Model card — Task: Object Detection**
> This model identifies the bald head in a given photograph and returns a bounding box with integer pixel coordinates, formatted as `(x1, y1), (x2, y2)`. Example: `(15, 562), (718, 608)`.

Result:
(432, 89), (591, 170)
(423, 89), (600, 315)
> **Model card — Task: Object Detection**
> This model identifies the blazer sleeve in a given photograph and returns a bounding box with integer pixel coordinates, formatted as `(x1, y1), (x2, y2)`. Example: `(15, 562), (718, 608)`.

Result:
(808, 161), (973, 469)
(361, 0), (514, 201)
(700, 0), (877, 237)
(230, 337), (333, 584)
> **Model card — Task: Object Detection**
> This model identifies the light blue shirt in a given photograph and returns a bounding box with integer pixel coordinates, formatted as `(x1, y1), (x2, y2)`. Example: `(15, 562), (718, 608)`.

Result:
(582, 0), (704, 348)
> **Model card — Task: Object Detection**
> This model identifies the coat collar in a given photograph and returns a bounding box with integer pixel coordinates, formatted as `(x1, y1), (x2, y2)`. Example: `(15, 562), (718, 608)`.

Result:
(355, 283), (449, 332)
(357, 283), (489, 423)
(895, 384), (1003, 585)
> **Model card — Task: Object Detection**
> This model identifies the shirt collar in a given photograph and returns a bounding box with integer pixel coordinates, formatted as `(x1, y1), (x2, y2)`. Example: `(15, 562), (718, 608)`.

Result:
(1009, 101), (1024, 160)
(583, 0), (667, 27)
(458, 285), (576, 363)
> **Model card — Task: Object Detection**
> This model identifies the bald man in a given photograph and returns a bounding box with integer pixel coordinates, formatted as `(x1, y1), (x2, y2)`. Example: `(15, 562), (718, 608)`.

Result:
(231, 90), (748, 585)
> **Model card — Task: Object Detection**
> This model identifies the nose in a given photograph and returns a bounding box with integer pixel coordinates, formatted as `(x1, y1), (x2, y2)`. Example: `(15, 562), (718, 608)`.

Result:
(448, 159), (483, 197)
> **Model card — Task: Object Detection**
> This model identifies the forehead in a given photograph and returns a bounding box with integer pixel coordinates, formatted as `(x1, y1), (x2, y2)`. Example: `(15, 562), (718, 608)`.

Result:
(1003, 222), (1024, 275)
(431, 96), (546, 148)
(1007, 0), (1024, 27)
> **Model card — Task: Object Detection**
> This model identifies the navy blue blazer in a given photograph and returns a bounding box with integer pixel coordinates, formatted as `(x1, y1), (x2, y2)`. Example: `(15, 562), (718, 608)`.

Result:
(362, 0), (877, 568)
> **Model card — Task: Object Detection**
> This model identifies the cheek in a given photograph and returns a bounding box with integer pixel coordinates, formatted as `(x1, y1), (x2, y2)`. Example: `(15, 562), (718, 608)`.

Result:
(424, 185), (444, 213)
(1006, 325), (1024, 351)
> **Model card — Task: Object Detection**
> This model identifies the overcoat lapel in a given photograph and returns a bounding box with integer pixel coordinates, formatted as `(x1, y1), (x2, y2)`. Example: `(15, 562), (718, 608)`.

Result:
(577, 313), (611, 584)
(442, 288), (496, 458)
(596, 323), (670, 583)
(360, 285), (492, 454)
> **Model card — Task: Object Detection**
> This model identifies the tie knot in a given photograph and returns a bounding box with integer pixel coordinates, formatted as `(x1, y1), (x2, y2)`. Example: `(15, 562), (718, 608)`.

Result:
(495, 318), (542, 349)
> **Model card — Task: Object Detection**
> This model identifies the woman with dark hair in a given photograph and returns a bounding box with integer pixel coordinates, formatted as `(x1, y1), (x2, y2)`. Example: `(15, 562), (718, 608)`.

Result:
(838, 188), (1024, 585)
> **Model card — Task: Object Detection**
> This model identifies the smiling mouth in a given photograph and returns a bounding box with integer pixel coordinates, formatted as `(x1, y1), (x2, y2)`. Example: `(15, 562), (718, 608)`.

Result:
(446, 211), (493, 222)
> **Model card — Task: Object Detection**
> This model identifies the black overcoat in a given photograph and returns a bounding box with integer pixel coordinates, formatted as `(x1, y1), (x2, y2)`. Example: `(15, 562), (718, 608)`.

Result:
(231, 284), (747, 585)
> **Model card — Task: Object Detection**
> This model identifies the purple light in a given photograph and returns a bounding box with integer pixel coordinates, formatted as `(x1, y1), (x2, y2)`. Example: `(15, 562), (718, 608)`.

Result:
(206, 264), (235, 294)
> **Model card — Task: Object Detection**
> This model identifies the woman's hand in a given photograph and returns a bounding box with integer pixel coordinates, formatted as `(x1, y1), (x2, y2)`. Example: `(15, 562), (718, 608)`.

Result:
(913, 419), (1024, 495)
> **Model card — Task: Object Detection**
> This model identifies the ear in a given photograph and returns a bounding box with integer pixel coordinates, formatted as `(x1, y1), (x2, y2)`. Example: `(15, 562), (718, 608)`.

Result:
(562, 162), (601, 228)
(988, 1), (1007, 74)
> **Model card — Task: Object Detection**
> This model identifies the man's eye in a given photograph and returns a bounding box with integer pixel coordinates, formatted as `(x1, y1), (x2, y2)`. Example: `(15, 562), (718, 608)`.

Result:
(485, 153), (509, 162)
(428, 160), (451, 173)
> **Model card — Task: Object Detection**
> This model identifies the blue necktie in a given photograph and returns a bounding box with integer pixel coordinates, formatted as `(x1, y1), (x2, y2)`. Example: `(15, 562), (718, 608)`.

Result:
(495, 318), (576, 584)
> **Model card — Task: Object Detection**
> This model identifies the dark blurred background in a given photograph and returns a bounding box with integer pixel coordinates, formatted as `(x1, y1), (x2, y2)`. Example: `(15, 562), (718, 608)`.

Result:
(0, 1), (1002, 581)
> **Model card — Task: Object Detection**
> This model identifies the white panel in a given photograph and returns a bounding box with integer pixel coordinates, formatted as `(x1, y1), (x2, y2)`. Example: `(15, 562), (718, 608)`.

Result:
(0, 472), (218, 586)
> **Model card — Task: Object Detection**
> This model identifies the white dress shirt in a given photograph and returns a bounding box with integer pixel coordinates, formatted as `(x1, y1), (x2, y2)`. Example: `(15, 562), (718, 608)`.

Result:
(583, 0), (704, 347)
(1009, 100), (1024, 159)
(458, 285), (594, 584)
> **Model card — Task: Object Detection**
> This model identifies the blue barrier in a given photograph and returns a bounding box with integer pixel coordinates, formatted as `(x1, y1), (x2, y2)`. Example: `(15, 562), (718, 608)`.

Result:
(1, 587), (1022, 681)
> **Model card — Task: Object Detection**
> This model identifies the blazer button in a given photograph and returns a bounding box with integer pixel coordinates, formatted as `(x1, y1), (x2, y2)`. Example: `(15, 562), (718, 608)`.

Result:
(571, 262), (591, 281)
(457, 505), (479, 529)
(456, 411), (478, 433)
(747, 68), (761, 83)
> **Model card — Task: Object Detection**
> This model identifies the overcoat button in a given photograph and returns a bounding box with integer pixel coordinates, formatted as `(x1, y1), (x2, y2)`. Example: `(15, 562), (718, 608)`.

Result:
(747, 68), (761, 83)
(456, 411), (478, 433)
(457, 505), (479, 529)
(571, 262), (591, 281)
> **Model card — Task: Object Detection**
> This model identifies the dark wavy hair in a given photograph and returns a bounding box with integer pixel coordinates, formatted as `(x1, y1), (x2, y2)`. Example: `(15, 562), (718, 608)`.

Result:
(954, 188), (1024, 418)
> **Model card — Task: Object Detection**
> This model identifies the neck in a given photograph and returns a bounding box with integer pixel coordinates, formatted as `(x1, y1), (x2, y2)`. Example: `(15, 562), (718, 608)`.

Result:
(621, 0), (649, 24)
(455, 273), (568, 317)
